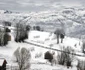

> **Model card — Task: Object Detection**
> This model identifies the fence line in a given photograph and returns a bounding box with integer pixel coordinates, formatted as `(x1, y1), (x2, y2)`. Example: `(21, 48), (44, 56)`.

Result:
(24, 41), (85, 57)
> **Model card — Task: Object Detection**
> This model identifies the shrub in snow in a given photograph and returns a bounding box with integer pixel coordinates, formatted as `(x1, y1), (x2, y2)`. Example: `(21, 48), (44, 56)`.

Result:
(44, 51), (53, 63)
(5, 28), (11, 32)
(77, 60), (85, 70)
(57, 47), (66, 65)
(35, 52), (42, 58)
(57, 46), (75, 68)
(29, 47), (35, 52)
(14, 47), (31, 70)
(44, 51), (57, 66)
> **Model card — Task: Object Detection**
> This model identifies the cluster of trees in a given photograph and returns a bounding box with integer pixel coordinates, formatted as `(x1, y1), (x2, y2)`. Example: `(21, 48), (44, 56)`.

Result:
(54, 28), (65, 44)
(33, 26), (41, 31)
(0, 28), (9, 46)
(15, 23), (30, 42)
(14, 47), (31, 70)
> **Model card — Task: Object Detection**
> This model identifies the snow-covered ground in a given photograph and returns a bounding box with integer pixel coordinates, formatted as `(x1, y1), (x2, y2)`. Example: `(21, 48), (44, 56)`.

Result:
(0, 29), (84, 70)
(28, 31), (82, 52)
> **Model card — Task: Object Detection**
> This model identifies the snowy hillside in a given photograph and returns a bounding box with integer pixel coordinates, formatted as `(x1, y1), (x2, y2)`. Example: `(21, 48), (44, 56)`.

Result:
(0, 6), (85, 39)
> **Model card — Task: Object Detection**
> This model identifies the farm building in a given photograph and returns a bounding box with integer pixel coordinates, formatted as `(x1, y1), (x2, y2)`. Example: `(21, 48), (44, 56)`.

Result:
(0, 58), (7, 70)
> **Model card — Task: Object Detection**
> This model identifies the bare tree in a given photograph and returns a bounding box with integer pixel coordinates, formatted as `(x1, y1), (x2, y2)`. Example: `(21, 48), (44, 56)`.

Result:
(54, 28), (65, 44)
(14, 47), (31, 70)
(15, 23), (28, 42)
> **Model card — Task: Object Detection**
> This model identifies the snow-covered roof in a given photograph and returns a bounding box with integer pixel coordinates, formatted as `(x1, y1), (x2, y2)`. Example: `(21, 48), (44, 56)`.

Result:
(0, 58), (4, 66)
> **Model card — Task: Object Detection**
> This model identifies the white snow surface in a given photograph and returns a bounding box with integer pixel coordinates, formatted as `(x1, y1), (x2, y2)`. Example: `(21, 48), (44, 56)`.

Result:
(0, 30), (83, 70)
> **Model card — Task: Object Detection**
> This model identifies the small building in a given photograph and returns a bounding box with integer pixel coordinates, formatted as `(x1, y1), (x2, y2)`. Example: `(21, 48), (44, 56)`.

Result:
(0, 59), (7, 70)
(8, 35), (11, 41)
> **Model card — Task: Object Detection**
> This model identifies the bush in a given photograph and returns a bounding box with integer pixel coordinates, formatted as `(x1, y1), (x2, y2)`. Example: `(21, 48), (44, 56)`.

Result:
(57, 47), (66, 65)
(44, 51), (53, 63)
(57, 46), (75, 68)
(29, 47), (35, 51)
(5, 28), (11, 32)
(77, 60), (85, 70)
(35, 52), (42, 58)
(33, 26), (41, 31)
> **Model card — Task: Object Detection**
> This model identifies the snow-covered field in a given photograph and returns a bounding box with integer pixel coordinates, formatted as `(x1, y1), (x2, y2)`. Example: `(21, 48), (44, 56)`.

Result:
(0, 29), (84, 70)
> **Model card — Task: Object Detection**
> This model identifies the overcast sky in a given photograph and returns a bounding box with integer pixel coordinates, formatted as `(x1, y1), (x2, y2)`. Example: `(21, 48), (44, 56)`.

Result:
(0, 0), (84, 12)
